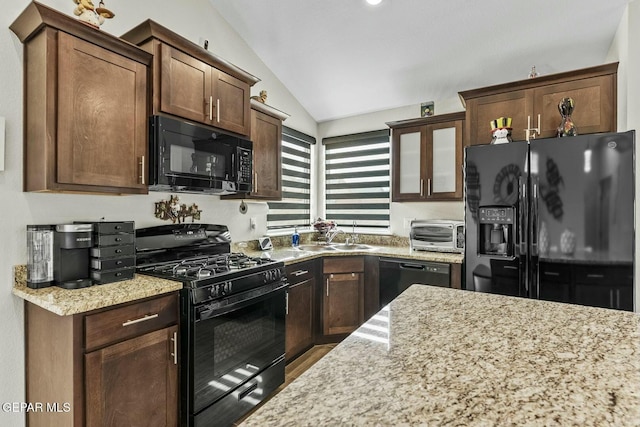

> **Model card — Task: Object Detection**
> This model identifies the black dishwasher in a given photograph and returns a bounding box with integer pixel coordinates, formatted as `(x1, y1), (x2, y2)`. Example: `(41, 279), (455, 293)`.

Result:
(379, 257), (450, 306)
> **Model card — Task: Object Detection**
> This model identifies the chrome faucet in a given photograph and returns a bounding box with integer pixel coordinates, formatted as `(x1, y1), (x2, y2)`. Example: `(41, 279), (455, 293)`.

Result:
(325, 228), (344, 244)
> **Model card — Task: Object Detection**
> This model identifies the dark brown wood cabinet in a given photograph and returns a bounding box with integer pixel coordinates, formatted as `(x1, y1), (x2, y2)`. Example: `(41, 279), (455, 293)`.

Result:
(387, 112), (465, 202)
(121, 20), (259, 137)
(10, 2), (151, 194)
(225, 101), (289, 200)
(459, 63), (617, 146)
(285, 260), (317, 361)
(24, 293), (179, 427)
(322, 257), (365, 336)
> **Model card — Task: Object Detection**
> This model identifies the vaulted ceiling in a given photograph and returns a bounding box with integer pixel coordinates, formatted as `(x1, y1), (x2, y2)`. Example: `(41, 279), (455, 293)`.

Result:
(209, 0), (629, 122)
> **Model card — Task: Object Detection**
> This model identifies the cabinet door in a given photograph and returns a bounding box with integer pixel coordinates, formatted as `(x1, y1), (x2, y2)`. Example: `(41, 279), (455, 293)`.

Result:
(85, 325), (178, 427)
(159, 44), (212, 123)
(426, 120), (463, 200)
(533, 75), (616, 138)
(392, 125), (426, 201)
(57, 32), (147, 192)
(286, 278), (315, 360)
(465, 91), (532, 144)
(213, 70), (251, 135)
(323, 273), (364, 336)
(250, 109), (282, 199)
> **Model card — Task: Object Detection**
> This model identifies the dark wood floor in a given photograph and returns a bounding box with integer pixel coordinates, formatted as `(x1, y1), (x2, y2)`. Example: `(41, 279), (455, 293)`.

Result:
(234, 344), (337, 425)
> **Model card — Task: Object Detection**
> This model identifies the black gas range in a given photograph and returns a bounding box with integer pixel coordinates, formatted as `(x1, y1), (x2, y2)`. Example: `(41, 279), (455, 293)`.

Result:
(136, 224), (287, 427)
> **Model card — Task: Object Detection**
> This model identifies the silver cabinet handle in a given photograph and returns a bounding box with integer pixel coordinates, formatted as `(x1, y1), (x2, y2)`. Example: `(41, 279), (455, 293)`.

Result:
(587, 274), (605, 278)
(285, 292), (289, 315)
(139, 156), (145, 185)
(427, 178), (432, 196)
(326, 278), (329, 297)
(216, 98), (220, 123)
(122, 313), (158, 327)
(293, 270), (309, 276)
(544, 271), (560, 276)
(420, 179), (424, 196)
(209, 96), (213, 121)
(504, 266), (518, 270)
(171, 331), (177, 365)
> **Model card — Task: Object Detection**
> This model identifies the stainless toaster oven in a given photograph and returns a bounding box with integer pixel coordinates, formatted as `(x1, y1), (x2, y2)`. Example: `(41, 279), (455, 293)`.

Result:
(410, 220), (464, 252)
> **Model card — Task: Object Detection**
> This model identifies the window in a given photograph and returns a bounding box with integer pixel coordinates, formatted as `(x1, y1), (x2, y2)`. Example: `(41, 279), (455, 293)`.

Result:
(267, 127), (315, 231)
(323, 130), (390, 230)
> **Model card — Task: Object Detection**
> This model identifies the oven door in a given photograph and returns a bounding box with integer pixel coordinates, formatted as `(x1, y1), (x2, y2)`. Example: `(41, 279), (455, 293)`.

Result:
(188, 283), (286, 416)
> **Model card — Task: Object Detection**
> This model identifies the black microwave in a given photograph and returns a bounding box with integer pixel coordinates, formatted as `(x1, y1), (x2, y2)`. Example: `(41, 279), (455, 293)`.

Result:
(148, 115), (252, 194)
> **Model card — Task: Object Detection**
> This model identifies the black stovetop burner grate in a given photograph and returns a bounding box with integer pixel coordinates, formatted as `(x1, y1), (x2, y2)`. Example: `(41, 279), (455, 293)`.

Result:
(144, 252), (274, 281)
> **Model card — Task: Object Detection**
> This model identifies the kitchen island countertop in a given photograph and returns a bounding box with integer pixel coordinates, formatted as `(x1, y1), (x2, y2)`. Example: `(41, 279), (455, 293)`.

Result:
(241, 286), (640, 426)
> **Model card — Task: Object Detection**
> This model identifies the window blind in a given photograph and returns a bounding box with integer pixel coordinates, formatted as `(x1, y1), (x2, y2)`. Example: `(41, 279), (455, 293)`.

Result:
(267, 127), (315, 231)
(323, 129), (390, 230)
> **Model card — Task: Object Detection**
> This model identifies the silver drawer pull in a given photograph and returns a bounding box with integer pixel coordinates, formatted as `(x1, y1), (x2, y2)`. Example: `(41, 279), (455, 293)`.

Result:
(504, 266), (518, 270)
(122, 313), (159, 327)
(293, 270), (309, 276)
(544, 272), (560, 276)
(587, 274), (605, 279)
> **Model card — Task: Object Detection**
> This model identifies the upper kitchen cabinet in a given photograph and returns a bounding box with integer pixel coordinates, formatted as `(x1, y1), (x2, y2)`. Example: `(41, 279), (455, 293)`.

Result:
(224, 100), (289, 200)
(121, 20), (259, 137)
(459, 63), (617, 145)
(10, 2), (151, 194)
(387, 112), (465, 202)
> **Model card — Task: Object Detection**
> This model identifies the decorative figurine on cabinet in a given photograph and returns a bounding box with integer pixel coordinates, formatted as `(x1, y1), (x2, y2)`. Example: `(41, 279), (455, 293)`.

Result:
(73, 0), (114, 29)
(251, 90), (268, 103)
(557, 97), (578, 137)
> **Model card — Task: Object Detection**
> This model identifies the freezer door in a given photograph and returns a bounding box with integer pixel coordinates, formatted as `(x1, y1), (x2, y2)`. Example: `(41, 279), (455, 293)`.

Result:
(464, 141), (529, 297)
(530, 131), (635, 308)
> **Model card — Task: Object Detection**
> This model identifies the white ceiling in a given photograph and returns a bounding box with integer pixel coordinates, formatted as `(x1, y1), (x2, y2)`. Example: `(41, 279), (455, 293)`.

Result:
(209, 0), (629, 123)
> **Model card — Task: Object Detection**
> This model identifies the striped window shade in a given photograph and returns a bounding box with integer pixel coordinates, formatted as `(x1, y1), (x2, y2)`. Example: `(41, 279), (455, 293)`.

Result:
(267, 127), (315, 231)
(323, 129), (390, 230)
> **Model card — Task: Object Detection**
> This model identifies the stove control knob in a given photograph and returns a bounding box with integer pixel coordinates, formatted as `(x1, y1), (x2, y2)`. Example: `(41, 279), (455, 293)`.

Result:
(209, 287), (218, 298)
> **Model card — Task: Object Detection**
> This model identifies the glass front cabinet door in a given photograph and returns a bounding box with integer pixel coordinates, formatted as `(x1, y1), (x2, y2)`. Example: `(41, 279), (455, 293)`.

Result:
(389, 112), (464, 202)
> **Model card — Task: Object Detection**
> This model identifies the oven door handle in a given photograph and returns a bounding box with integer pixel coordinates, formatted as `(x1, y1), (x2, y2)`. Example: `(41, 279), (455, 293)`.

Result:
(197, 282), (288, 321)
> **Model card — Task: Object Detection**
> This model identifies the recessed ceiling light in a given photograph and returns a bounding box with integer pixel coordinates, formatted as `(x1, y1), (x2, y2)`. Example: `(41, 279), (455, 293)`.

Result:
(366, 0), (382, 5)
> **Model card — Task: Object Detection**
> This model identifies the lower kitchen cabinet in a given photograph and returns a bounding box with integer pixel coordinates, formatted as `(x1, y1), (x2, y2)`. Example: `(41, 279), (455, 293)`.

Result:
(322, 257), (365, 337)
(285, 260), (317, 361)
(25, 293), (179, 427)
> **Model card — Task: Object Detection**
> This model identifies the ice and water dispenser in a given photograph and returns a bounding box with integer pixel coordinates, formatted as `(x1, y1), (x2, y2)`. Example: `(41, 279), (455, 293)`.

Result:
(478, 206), (515, 257)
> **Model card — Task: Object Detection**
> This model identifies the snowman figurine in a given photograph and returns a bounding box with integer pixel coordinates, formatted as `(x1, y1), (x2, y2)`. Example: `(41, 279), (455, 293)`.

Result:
(491, 128), (512, 144)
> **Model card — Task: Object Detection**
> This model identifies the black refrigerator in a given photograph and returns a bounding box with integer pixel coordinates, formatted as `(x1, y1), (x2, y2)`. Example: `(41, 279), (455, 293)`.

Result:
(464, 131), (635, 311)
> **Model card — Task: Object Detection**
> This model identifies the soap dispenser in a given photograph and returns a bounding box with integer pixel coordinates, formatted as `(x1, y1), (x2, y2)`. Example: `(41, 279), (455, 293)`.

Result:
(292, 227), (300, 247)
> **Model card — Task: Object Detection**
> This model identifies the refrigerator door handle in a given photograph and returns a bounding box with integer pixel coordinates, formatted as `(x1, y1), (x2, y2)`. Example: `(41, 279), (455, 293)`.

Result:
(531, 177), (539, 257)
(518, 176), (528, 256)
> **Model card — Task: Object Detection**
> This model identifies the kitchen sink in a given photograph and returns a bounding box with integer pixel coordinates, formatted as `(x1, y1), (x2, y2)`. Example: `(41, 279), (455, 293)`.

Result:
(294, 244), (337, 252)
(332, 243), (378, 251)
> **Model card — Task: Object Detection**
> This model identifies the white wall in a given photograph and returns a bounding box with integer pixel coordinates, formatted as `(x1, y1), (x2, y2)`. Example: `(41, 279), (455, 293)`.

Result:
(0, 1), (315, 424)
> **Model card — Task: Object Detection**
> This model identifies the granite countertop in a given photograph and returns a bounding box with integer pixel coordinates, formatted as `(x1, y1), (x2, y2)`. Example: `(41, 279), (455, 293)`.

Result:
(242, 286), (640, 426)
(244, 245), (464, 265)
(12, 266), (182, 316)
(11, 243), (460, 316)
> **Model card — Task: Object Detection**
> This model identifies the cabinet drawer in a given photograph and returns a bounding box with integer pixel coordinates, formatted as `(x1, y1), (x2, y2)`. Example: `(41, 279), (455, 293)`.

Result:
(92, 221), (135, 235)
(94, 233), (135, 246)
(85, 293), (178, 351)
(574, 266), (617, 285)
(323, 257), (364, 273)
(286, 261), (315, 284)
(91, 256), (136, 271)
(539, 263), (571, 283)
(90, 244), (135, 258)
(91, 267), (135, 285)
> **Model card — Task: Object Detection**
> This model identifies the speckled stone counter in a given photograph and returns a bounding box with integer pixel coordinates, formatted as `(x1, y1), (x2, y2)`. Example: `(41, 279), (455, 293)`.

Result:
(12, 265), (182, 316)
(242, 245), (464, 266)
(241, 286), (640, 426)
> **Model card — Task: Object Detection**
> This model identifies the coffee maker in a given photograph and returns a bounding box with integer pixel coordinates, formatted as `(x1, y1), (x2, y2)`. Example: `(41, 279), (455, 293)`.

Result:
(53, 224), (93, 289)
